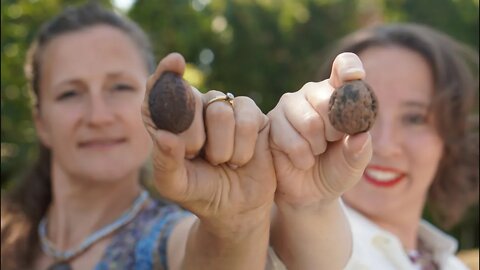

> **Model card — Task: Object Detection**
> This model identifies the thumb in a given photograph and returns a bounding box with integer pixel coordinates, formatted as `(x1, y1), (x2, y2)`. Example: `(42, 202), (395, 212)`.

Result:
(320, 132), (372, 195)
(148, 125), (189, 201)
(329, 52), (365, 88)
(244, 119), (276, 184)
(146, 52), (186, 93)
(343, 132), (372, 172)
(244, 120), (277, 194)
(249, 119), (273, 167)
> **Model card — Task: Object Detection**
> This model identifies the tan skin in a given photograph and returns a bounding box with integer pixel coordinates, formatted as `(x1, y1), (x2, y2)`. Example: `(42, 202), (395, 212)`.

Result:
(144, 53), (276, 270)
(32, 22), (365, 269)
(268, 53), (373, 270)
(33, 24), (276, 270)
(33, 25), (150, 270)
(268, 48), (447, 268)
(343, 45), (444, 250)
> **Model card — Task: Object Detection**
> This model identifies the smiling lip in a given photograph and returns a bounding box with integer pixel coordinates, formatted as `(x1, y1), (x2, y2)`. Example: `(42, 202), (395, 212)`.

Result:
(363, 165), (406, 188)
(78, 138), (126, 149)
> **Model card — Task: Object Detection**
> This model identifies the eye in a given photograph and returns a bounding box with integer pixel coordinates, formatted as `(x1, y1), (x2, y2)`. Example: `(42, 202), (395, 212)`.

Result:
(112, 83), (134, 92)
(56, 90), (78, 101)
(402, 113), (427, 125)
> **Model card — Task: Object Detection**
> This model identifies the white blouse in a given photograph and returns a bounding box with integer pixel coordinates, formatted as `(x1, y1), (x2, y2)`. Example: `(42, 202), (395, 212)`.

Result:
(266, 205), (468, 270)
(343, 206), (468, 270)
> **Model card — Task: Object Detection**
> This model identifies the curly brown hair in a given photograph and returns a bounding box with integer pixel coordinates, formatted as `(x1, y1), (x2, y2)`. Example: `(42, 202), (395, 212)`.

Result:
(317, 23), (479, 229)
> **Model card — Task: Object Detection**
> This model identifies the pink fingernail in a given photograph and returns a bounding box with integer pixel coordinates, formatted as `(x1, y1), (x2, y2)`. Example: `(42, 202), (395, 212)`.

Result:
(227, 163), (238, 169)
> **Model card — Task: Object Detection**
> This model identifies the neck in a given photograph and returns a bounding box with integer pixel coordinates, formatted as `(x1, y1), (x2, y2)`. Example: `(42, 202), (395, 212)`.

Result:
(46, 161), (143, 250)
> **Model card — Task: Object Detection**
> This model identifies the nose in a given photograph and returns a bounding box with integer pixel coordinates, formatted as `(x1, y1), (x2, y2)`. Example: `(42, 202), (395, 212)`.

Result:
(370, 117), (402, 158)
(85, 93), (115, 127)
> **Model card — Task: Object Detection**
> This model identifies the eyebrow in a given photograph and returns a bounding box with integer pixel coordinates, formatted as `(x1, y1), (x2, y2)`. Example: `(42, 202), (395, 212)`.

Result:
(105, 71), (140, 84)
(402, 101), (429, 109)
(53, 78), (85, 89)
(106, 71), (129, 78)
(54, 71), (133, 86)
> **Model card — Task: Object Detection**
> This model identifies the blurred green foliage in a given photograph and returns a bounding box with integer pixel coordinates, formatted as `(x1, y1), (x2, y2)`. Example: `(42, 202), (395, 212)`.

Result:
(1, 0), (478, 249)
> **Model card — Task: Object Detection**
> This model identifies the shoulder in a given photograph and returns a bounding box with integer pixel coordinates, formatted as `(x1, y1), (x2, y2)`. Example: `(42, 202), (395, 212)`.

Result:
(125, 197), (192, 247)
(343, 210), (471, 270)
(443, 256), (471, 270)
(138, 199), (192, 241)
(418, 220), (469, 269)
(131, 198), (192, 269)
(97, 197), (192, 270)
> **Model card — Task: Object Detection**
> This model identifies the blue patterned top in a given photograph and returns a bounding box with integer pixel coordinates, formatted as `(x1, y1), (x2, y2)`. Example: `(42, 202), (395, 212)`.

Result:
(94, 196), (191, 270)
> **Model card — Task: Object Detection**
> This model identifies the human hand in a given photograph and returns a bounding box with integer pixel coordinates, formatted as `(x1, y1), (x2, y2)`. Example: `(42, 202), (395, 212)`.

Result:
(268, 52), (372, 210)
(142, 53), (276, 235)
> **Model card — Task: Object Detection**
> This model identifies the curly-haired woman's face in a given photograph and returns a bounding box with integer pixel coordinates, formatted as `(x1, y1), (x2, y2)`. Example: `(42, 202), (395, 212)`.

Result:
(343, 46), (444, 222)
(34, 25), (152, 183)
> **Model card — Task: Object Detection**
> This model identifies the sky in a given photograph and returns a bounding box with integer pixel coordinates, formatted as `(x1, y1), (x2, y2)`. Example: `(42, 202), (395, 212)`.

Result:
(112, 0), (136, 11)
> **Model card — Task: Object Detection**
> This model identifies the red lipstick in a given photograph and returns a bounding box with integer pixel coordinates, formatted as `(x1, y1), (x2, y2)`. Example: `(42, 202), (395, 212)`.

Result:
(363, 165), (406, 188)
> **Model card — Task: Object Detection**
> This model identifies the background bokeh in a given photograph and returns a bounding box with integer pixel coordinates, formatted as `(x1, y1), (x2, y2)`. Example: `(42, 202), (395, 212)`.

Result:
(1, 0), (478, 250)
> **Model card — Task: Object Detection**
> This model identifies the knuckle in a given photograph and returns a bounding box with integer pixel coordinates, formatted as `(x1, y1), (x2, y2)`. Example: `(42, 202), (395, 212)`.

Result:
(302, 82), (317, 91)
(206, 104), (234, 121)
(279, 92), (295, 103)
(205, 90), (223, 96)
(231, 152), (252, 167)
(206, 148), (229, 165)
(300, 113), (323, 136)
(192, 132), (205, 152)
(235, 118), (258, 136)
(234, 95), (251, 104)
(314, 140), (327, 155)
(285, 140), (310, 157)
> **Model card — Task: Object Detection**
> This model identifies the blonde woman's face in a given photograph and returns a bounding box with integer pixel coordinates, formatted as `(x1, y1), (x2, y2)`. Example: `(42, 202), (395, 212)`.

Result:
(343, 46), (444, 222)
(34, 25), (152, 182)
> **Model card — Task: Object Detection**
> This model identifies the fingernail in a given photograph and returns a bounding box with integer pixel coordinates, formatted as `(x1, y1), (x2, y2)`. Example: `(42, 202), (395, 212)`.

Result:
(185, 153), (196, 159)
(349, 132), (370, 160)
(342, 67), (365, 81)
(227, 163), (238, 170)
(353, 133), (370, 158)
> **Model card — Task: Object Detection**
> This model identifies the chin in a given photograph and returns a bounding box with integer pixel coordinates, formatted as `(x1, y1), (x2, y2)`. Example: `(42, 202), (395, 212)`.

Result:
(79, 166), (139, 183)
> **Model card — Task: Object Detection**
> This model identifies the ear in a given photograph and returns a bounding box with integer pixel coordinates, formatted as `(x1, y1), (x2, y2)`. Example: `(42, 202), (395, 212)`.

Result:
(33, 107), (52, 147)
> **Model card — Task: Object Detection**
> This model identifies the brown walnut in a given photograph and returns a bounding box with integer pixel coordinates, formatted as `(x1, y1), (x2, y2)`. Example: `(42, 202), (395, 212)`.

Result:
(328, 80), (378, 135)
(148, 71), (196, 134)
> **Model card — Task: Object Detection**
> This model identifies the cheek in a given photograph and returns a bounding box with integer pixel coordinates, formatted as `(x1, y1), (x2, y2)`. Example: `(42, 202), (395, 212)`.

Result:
(407, 132), (444, 186)
(42, 107), (81, 143)
(131, 126), (152, 167)
(127, 101), (148, 134)
(124, 105), (152, 155)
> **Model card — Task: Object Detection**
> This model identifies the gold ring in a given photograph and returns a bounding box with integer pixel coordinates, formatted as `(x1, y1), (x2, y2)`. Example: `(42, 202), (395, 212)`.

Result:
(206, 92), (234, 108)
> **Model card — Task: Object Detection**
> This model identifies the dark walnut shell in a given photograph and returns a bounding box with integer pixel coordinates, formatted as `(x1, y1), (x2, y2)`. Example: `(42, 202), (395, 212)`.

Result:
(328, 80), (378, 135)
(148, 71), (195, 134)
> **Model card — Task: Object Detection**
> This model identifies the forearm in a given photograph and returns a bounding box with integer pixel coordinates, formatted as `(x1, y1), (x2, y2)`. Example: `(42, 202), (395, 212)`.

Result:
(181, 212), (270, 270)
(271, 198), (352, 270)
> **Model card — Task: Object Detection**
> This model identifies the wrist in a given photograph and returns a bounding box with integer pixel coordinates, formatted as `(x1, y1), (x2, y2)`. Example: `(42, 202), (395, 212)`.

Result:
(196, 203), (271, 242)
(183, 211), (271, 270)
(271, 198), (353, 270)
(275, 195), (341, 216)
